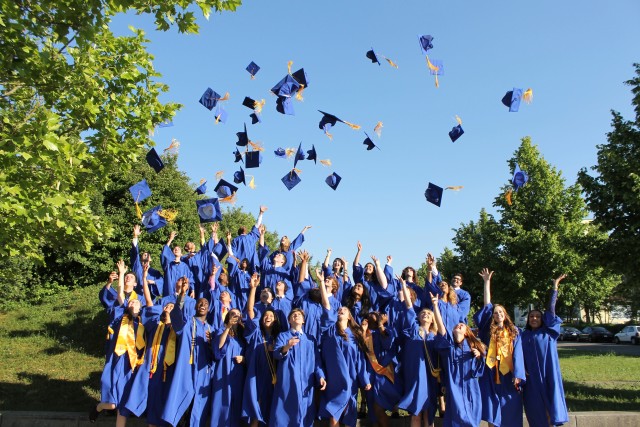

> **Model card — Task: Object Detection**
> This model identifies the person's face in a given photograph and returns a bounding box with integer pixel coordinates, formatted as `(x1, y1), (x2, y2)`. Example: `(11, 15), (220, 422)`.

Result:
(324, 278), (334, 295)
(124, 273), (136, 290)
(163, 302), (175, 314)
(452, 275), (463, 288)
(289, 311), (304, 328)
(127, 298), (141, 317)
(262, 311), (275, 328)
(438, 281), (449, 294)
(338, 307), (350, 321)
(141, 252), (151, 265)
(173, 246), (182, 257)
(406, 269), (415, 280)
(493, 306), (506, 324)
(175, 277), (189, 294)
(273, 253), (285, 265)
(226, 309), (241, 325)
(333, 259), (343, 270)
(352, 283), (364, 298)
(419, 310), (433, 325)
(275, 281), (286, 296)
(240, 259), (249, 270)
(280, 236), (289, 246)
(184, 242), (196, 254)
(528, 311), (542, 329)
(260, 289), (273, 304)
(364, 263), (374, 275)
(452, 323), (467, 343)
(196, 298), (209, 316)
(220, 291), (231, 305)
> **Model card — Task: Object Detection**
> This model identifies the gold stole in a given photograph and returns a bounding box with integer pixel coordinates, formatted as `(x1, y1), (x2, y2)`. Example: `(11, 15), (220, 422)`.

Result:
(421, 329), (441, 382)
(149, 322), (176, 382)
(263, 334), (277, 385)
(486, 328), (514, 384)
(114, 315), (146, 370)
(364, 331), (394, 383)
(190, 318), (210, 365)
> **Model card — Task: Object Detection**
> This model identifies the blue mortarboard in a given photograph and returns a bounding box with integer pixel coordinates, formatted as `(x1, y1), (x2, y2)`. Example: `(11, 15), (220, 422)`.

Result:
(141, 205), (167, 232)
(194, 181), (207, 195)
(281, 170), (301, 191)
(146, 148), (164, 173)
(363, 132), (380, 150)
(418, 35), (434, 55)
(245, 151), (262, 169)
(233, 148), (244, 164)
(425, 183), (443, 207)
(236, 123), (249, 146)
(325, 172), (342, 190)
(318, 111), (360, 139)
(214, 106), (228, 124)
(366, 49), (381, 65)
(512, 163), (529, 191)
(157, 120), (173, 128)
(243, 97), (263, 124)
(502, 88), (523, 112)
(196, 198), (222, 223)
(250, 113), (262, 124)
(129, 179), (152, 202)
(271, 74), (301, 98)
(276, 96), (295, 115)
(306, 145), (317, 163)
(214, 179), (238, 199)
(246, 61), (260, 78)
(294, 143), (305, 168)
(233, 167), (246, 185)
(199, 88), (224, 111)
(449, 125), (464, 142)
(291, 68), (309, 88)
(274, 148), (287, 159)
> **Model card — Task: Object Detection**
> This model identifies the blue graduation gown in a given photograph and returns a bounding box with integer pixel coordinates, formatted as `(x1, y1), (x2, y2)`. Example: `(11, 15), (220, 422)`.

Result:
(98, 286), (118, 311)
(231, 226), (261, 272)
(161, 308), (212, 427)
(322, 265), (350, 303)
(258, 245), (294, 301)
(269, 329), (325, 427)
(397, 309), (438, 422)
(227, 256), (252, 312)
(130, 242), (164, 298)
(291, 266), (315, 302)
(365, 328), (402, 422)
(210, 328), (246, 427)
(205, 293), (234, 332)
(319, 311), (369, 427)
(521, 291), (568, 427)
(434, 334), (485, 427)
(295, 294), (326, 345)
(161, 245), (195, 295)
(347, 300), (367, 325)
(182, 239), (213, 297)
(161, 294), (196, 320)
(473, 303), (525, 427)
(454, 288), (471, 323)
(353, 263), (394, 311)
(253, 299), (291, 332)
(242, 318), (278, 426)
(269, 232), (304, 271)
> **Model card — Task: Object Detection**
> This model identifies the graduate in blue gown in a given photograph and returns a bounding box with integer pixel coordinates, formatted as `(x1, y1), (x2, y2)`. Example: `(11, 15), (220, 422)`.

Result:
(231, 205), (266, 273)
(161, 295), (213, 427)
(431, 291), (486, 427)
(268, 225), (311, 271)
(400, 265), (425, 308)
(162, 230), (195, 296)
(257, 225), (294, 301)
(98, 271), (120, 311)
(449, 271), (471, 323)
(316, 268), (371, 427)
(521, 274), (569, 427)
(269, 308), (327, 427)
(243, 273), (282, 427)
(396, 277), (438, 427)
(343, 282), (372, 325)
(182, 225), (217, 297)
(473, 268), (526, 427)
(423, 267), (465, 338)
(292, 250), (318, 302)
(131, 224), (164, 299)
(160, 276), (196, 320)
(211, 308), (247, 427)
(322, 248), (351, 303)
(91, 260), (146, 426)
(352, 241), (392, 311)
(226, 230), (253, 312)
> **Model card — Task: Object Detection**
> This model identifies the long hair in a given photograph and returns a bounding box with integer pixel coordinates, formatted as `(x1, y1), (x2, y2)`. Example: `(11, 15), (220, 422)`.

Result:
(418, 308), (438, 334)
(260, 308), (281, 339)
(332, 258), (345, 275)
(440, 281), (458, 306)
(402, 266), (419, 286)
(337, 310), (367, 353)
(326, 276), (339, 296)
(461, 324), (487, 356)
(279, 236), (290, 252)
(489, 304), (519, 340)
(344, 283), (371, 320)
(223, 308), (245, 341)
(366, 311), (389, 337)
(363, 262), (377, 282)
(525, 309), (544, 330)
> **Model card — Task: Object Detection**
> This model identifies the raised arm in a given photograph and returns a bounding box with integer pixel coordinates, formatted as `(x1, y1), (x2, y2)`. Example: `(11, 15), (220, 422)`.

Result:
(199, 225), (206, 247)
(116, 259), (126, 306)
(167, 230), (177, 248)
(218, 311), (240, 349)
(353, 241), (362, 268)
(258, 224), (265, 248)
(141, 263), (154, 307)
(323, 248), (332, 269)
(372, 256), (388, 289)
(550, 274), (566, 316)
(246, 273), (260, 320)
(226, 231), (234, 259)
(479, 268), (494, 306)
(430, 292), (446, 336)
(397, 275), (413, 309)
(316, 268), (331, 310)
(256, 205), (267, 227)
(298, 250), (310, 283)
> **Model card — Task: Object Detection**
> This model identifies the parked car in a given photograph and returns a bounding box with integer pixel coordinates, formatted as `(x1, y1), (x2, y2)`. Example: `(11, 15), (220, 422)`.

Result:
(559, 326), (581, 341)
(614, 325), (640, 345)
(578, 326), (614, 342)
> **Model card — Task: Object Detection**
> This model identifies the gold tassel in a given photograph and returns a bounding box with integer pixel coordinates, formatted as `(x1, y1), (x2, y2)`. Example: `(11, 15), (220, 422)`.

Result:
(446, 186), (463, 191)
(158, 208), (178, 222)
(248, 141), (264, 151)
(385, 58), (398, 68)
(455, 115), (462, 125)
(523, 88), (533, 104)
(219, 92), (230, 102)
(285, 148), (296, 158)
(506, 190), (513, 206)
(250, 75), (255, 80)
(324, 130), (333, 141)
(320, 159), (331, 167)
(374, 121), (383, 137)
(342, 120), (361, 130)
(214, 113), (221, 124)
(248, 176), (256, 189)
(164, 138), (180, 153)
(254, 99), (265, 114)
(219, 193), (237, 204)
(215, 170), (224, 181)
(287, 60), (293, 75)
(135, 203), (142, 220)
(295, 85), (305, 101)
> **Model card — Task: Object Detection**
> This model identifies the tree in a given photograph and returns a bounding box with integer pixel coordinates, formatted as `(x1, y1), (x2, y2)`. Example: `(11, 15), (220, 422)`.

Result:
(578, 64), (640, 320)
(0, 0), (241, 263)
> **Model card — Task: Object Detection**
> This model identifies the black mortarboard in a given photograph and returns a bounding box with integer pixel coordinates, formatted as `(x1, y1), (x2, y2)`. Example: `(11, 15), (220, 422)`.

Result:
(236, 123), (249, 146)
(246, 61), (260, 78)
(502, 88), (523, 112)
(362, 132), (380, 150)
(243, 96), (257, 110)
(146, 148), (164, 173)
(425, 183), (443, 207)
(196, 198), (222, 223)
(291, 68), (309, 88)
(366, 49), (381, 65)
(281, 170), (301, 191)
(318, 110), (361, 139)
(245, 151), (262, 169)
(449, 125), (464, 143)
(325, 172), (342, 190)
(214, 179), (238, 199)
(234, 167), (246, 185)
(276, 96), (295, 115)
(129, 179), (152, 202)
(250, 113), (262, 124)
(274, 147), (287, 158)
(233, 148), (244, 164)
(141, 205), (167, 232)
(306, 145), (317, 163)
(293, 143), (305, 168)
(195, 181), (207, 195)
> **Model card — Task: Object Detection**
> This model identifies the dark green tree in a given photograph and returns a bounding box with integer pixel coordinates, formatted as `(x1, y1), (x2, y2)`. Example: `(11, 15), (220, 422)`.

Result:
(578, 64), (640, 320)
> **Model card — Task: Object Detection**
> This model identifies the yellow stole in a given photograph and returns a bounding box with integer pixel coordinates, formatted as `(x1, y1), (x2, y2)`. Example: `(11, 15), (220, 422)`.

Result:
(364, 331), (394, 383)
(486, 328), (514, 383)
(114, 315), (146, 370)
(149, 322), (176, 382)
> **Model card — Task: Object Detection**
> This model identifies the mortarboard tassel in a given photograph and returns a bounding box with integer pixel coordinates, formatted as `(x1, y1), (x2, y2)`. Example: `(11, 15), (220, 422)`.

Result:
(215, 170), (224, 181)
(426, 56), (440, 88)
(506, 189), (513, 206)
(455, 115), (462, 126)
(287, 60), (293, 75)
(434, 74), (439, 88)
(324, 130), (334, 141)
(158, 208), (178, 222)
(219, 193), (237, 204)
(342, 120), (361, 130)
(320, 159), (331, 167)
(253, 99), (266, 114)
(248, 176), (256, 189)
(374, 121), (383, 137)
(248, 141), (264, 151)
(523, 88), (533, 104)
(219, 92), (230, 102)
(446, 186), (464, 191)
(295, 85), (305, 101)
(164, 138), (180, 153)
(135, 203), (143, 220)
(285, 148), (296, 158)
(385, 58), (398, 69)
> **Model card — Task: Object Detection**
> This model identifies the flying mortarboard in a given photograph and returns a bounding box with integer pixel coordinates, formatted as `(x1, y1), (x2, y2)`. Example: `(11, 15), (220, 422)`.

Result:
(271, 74), (301, 98)
(274, 147), (287, 158)
(325, 172), (342, 191)
(214, 106), (228, 124)
(512, 163), (529, 191)
(276, 96), (295, 115)
(194, 180), (207, 195)
(418, 35), (434, 55)
(199, 88), (229, 111)
(246, 61), (260, 79)
(146, 148), (164, 173)
(425, 183), (443, 207)
(141, 205), (167, 232)
(362, 132), (380, 150)
(366, 49), (381, 65)
(449, 116), (464, 143)
(318, 110), (361, 140)
(129, 179), (152, 203)
(306, 145), (317, 164)
(245, 151), (262, 169)
(426, 57), (443, 87)
(196, 198), (222, 223)
(236, 123), (249, 146)
(214, 179), (238, 203)
(233, 148), (244, 164)
(281, 170), (301, 191)
(291, 68), (309, 100)
(502, 88), (533, 112)
(293, 143), (305, 168)
(233, 167), (246, 185)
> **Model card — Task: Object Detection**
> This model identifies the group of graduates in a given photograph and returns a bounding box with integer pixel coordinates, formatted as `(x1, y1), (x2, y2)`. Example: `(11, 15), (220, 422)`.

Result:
(92, 205), (569, 427)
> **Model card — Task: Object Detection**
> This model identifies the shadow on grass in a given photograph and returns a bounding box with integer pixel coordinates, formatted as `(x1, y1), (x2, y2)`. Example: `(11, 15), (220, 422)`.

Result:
(557, 348), (640, 358)
(8, 309), (109, 358)
(564, 380), (640, 411)
(0, 371), (102, 411)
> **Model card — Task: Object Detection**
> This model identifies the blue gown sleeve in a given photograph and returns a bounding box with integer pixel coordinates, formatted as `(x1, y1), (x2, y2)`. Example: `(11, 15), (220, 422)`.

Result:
(353, 264), (364, 284)
(456, 289), (471, 322)
(289, 233), (304, 252)
(473, 303), (494, 344)
(383, 264), (394, 283)
(513, 332), (526, 382)
(169, 302), (186, 335)
(161, 245), (172, 274)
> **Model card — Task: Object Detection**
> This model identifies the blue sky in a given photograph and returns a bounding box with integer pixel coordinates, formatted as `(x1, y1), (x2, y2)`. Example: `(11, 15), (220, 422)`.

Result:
(113, 0), (640, 271)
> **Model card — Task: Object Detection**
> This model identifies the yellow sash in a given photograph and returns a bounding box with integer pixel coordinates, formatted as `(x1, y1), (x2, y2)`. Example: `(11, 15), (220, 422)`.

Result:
(486, 328), (514, 383)
(149, 322), (176, 381)
(114, 315), (145, 370)
(364, 331), (394, 383)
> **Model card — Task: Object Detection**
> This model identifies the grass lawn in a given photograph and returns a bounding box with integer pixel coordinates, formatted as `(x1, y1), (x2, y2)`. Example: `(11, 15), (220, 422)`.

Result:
(1, 285), (639, 412)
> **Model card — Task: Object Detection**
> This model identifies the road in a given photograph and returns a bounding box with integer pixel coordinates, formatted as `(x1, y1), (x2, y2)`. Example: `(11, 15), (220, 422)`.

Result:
(558, 341), (640, 356)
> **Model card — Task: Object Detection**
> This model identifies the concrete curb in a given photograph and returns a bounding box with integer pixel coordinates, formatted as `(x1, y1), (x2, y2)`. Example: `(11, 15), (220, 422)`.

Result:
(0, 411), (639, 427)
